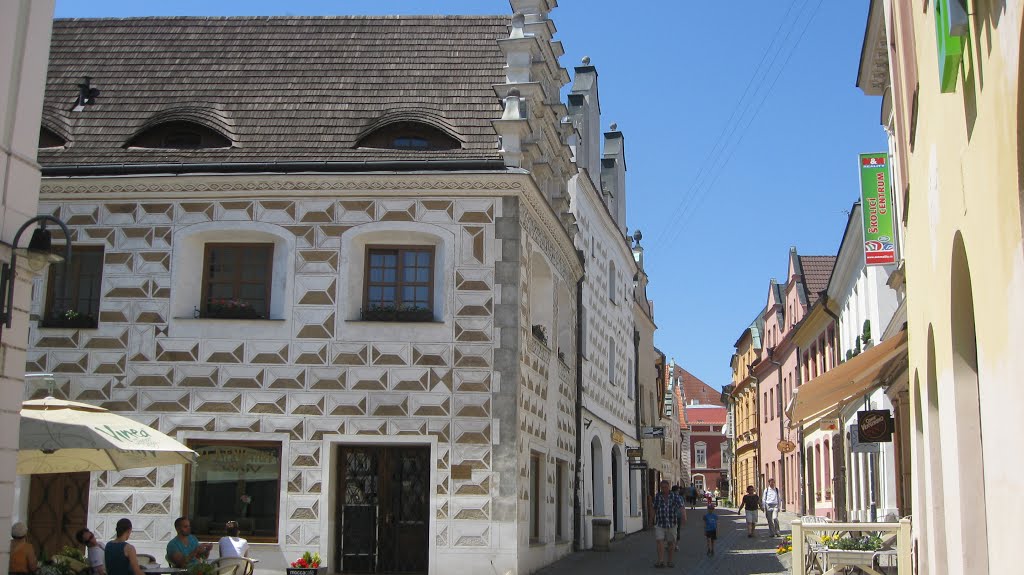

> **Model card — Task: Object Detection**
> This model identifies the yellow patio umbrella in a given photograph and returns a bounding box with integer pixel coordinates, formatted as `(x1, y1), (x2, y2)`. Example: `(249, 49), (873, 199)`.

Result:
(18, 397), (197, 474)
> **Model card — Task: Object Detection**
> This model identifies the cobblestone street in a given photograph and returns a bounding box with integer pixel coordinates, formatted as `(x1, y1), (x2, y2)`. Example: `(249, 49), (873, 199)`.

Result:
(536, 508), (797, 575)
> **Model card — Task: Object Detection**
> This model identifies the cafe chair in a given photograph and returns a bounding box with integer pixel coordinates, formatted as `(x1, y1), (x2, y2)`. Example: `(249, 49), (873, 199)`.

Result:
(209, 557), (256, 575)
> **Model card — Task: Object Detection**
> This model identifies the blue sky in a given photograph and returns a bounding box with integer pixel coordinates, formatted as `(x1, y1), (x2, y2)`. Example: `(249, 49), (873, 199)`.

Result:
(54, 0), (886, 389)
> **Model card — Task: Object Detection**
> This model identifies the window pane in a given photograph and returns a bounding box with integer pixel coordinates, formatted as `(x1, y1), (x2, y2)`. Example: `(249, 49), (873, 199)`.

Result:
(416, 268), (430, 282)
(414, 287), (429, 303)
(188, 442), (281, 540)
(382, 268), (396, 282)
(417, 252), (431, 266)
(210, 284), (234, 299)
(239, 284), (266, 300)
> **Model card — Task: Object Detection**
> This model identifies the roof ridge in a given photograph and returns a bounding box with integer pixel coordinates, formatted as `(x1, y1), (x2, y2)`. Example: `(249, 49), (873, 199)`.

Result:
(55, 15), (509, 22)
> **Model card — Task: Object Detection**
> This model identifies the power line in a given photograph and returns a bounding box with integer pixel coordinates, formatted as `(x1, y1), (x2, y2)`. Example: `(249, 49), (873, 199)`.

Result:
(653, 0), (808, 246)
(663, 0), (827, 245)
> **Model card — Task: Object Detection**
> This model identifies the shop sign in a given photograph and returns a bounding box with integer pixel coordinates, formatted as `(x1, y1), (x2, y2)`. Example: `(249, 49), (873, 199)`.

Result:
(611, 429), (624, 444)
(626, 447), (643, 459)
(857, 409), (894, 443)
(859, 154), (897, 266)
(628, 460), (649, 470)
(641, 426), (665, 439)
(849, 425), (881, 454)
(933, 0), (968, 93)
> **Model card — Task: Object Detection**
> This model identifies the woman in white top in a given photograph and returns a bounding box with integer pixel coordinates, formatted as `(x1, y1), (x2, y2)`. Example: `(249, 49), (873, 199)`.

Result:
(218, 521), (249, 558)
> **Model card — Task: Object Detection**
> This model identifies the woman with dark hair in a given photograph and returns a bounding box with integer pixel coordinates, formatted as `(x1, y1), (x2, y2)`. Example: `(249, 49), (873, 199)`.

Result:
(9, 522), (38, 575)
(218, 521), (248, 558)
(104, 519), (145, 575)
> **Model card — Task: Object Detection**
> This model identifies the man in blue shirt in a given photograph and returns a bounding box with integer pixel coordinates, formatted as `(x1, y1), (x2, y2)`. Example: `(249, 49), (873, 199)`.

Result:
(647, 480), (685, 568)
(166, 517), (212, 568)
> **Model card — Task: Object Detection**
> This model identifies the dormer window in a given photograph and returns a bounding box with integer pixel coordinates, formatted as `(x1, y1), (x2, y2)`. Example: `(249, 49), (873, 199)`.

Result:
(128, 121), (231, 150)
(358, 121), (460, 151)
(38, 126), (66, 149)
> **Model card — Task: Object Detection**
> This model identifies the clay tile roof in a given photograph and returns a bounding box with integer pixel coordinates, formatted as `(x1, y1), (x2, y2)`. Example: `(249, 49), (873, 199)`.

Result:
(41, 16), (509, 167)
(685, 405), (727, 426)
(675, 367), (724, 408)
(799, 255), (837, 305)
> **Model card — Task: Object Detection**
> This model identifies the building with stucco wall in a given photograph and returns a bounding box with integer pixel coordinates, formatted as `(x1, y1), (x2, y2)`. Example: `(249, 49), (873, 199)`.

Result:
(18, 5), (602, 574)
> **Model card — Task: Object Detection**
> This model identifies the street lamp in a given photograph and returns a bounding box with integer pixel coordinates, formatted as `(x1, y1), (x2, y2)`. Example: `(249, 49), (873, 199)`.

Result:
(0, 215), (72, 330)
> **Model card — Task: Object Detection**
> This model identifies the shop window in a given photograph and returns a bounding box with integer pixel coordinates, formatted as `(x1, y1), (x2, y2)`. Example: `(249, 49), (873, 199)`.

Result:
(185, 440), (282, 541)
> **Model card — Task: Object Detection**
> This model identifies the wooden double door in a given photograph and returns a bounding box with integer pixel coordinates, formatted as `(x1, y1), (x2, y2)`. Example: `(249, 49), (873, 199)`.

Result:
(28, 472), (90, 557)
(335, 446), (429, 574)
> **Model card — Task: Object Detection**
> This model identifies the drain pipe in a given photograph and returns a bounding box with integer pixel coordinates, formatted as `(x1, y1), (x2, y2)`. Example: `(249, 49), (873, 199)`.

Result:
(748, 364), (760, 492)
(572, 254), (586, 552)
(820, 292), (846, 521)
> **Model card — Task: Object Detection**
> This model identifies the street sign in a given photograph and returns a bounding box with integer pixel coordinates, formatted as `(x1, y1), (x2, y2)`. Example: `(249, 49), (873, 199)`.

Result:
(641, 426), (665, 439)
(628, 460), (648, 470)
(626, 447), (642, 459)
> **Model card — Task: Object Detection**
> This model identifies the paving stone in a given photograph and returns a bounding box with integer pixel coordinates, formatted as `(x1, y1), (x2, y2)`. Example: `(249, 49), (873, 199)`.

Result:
(536, 509), (799, 575)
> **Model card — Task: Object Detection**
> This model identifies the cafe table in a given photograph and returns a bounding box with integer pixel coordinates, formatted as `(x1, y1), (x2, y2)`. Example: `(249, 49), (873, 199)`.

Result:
(142, 567), (188, 575)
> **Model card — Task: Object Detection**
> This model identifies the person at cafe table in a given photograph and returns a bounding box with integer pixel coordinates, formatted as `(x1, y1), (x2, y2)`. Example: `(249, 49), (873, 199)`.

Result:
(166, 517), (212, 568)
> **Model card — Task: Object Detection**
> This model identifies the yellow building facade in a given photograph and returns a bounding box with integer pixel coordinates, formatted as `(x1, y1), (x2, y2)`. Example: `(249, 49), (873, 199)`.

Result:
(729, 317), (762, 497)
(877, 1), (1024, 572)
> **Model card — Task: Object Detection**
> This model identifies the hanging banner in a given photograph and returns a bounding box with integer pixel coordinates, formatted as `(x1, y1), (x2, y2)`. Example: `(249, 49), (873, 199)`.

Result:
(859, 153), (897, 266)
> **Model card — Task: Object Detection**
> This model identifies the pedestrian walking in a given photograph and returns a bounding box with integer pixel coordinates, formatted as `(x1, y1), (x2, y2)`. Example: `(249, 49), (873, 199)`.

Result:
(687, 484), (697, 509)
(647, 480), (685, 568)
(713, 488), (720, 505)
(670, 485), (682, 550)
(740, 485), (761, 537)
(762, 478), (781, 537)
(703, 504), (718, 556)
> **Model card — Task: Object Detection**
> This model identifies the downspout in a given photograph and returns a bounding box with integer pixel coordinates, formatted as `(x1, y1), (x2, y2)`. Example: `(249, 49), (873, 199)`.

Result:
(572, 255), (586, 552)
(632, 328), (646, 529)
(820, 292), (846, 521)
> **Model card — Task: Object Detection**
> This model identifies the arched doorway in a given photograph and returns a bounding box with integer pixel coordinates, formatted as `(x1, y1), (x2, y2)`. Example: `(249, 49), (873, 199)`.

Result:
(949, 234), (989, 573)
(591, 436), (605, 517)
(611, 445), (623, 534)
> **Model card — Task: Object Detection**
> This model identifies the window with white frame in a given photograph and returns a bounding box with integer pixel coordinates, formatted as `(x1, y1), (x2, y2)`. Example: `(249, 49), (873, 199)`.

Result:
(695, 441), (707, 468)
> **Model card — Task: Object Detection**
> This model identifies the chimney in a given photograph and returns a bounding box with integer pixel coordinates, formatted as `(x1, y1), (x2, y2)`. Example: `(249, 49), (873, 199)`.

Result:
(569, 57), (601, 179)
(601, 124), (627, 235)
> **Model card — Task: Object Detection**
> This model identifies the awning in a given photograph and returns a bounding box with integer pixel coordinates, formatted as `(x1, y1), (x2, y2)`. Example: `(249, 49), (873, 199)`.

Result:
(788, 329), (908, 426)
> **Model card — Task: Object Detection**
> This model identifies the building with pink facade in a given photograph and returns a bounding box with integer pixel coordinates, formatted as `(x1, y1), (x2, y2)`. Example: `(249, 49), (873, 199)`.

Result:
(753, 248), (834, 511)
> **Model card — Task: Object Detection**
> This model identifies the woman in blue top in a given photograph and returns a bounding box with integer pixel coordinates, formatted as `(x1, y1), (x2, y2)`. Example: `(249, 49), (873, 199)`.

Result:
(105, 519), (146, 575)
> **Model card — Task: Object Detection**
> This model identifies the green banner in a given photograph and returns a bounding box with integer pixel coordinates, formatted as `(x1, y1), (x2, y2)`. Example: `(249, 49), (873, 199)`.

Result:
(859, 153), (896, 266)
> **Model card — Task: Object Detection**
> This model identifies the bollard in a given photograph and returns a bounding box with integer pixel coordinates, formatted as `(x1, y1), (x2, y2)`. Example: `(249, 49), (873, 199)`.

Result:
(591, 518), (612, 551)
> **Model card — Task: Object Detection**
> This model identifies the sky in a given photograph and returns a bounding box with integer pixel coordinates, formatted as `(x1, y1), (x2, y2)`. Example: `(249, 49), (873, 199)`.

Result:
(53, 0), (887, 389)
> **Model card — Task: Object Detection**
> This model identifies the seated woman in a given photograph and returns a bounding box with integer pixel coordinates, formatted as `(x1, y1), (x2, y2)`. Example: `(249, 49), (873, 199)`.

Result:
(105, 519), (146, 575)
(218, 522), (249, 558)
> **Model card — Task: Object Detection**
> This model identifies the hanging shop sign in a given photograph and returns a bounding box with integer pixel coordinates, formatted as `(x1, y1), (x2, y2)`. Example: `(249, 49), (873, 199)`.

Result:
(628, 460), (649, 470)
(849, 424), (881, 454)
(626, 447), (643, 459)
(859, 153), (897, 266)
(933, 0), (968, 93)
(777, 439), (797, 454)
(611, 429), (624, 444)
(641, 426), (665, 439)
(857, 409), (894, 443)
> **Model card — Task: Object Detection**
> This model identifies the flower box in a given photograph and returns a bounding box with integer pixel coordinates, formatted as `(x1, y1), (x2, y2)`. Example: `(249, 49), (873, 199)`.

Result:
(360, 306), (433, 322)
(825, 549), (877, 567)
(200, 299), (264, 319)
(40, 310), (98, 329)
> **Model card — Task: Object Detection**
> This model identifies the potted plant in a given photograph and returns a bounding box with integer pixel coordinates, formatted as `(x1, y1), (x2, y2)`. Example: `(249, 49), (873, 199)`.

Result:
(201, 298), (263, 319)
(40, 545), (89, 575)
(820, 533), (884, 567)
(286, 551), (324, 575)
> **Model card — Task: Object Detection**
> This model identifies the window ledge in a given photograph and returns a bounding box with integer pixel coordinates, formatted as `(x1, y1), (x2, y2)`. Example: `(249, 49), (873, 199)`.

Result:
(174, 317), (286, 322)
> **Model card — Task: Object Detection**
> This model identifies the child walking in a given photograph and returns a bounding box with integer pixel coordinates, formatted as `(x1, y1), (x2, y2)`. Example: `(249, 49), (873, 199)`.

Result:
(703, 504), (718, 556)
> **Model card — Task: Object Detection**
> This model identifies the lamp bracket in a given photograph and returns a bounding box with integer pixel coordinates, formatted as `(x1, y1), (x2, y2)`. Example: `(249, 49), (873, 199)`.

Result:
(0, 215), (72, 330)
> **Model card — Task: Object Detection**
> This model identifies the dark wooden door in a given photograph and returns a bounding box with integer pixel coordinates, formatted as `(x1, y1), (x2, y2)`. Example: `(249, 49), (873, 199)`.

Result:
(336, 446), (429, 574)
(28, 472), (90, 556)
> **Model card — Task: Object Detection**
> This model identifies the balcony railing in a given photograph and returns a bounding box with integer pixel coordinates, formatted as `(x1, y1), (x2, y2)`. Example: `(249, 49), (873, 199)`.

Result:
(790, 518), (911, 575)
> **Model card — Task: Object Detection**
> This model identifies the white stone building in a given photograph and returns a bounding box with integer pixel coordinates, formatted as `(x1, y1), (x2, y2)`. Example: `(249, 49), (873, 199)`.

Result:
(564, 60), (646, 547)
(16, 5), (607, 574)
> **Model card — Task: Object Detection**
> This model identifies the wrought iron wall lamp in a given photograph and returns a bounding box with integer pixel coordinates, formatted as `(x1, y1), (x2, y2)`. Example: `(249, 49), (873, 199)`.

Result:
(0, 215), (72, 329)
